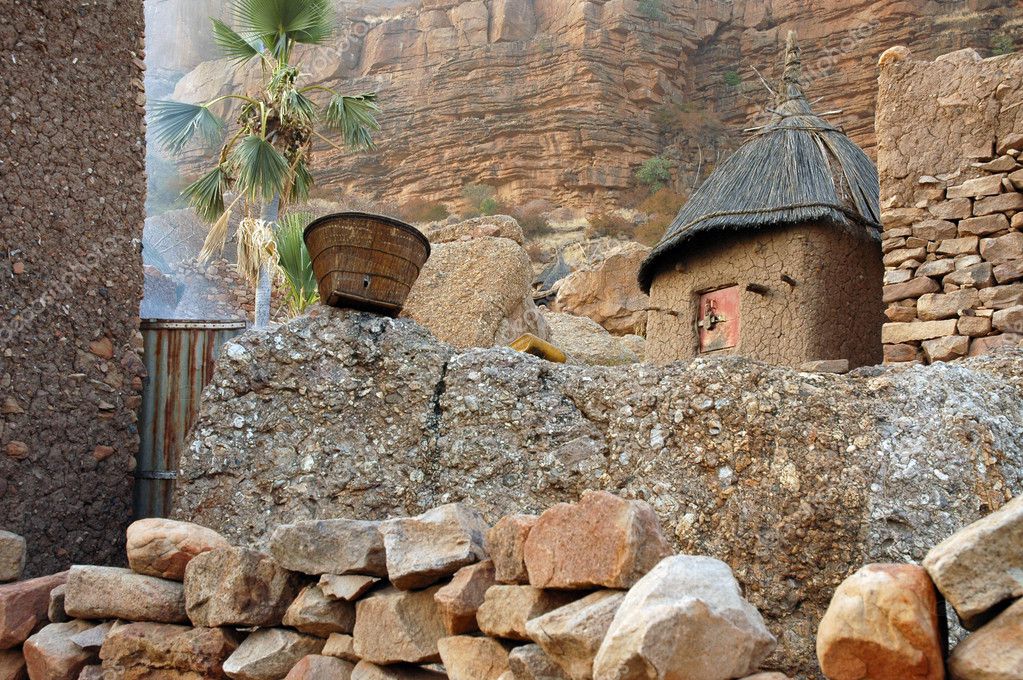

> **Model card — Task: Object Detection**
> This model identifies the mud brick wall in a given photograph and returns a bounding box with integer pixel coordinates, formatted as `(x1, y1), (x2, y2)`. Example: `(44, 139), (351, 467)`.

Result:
(0, 2), (147, 575)
(876, 47), (1023, 364)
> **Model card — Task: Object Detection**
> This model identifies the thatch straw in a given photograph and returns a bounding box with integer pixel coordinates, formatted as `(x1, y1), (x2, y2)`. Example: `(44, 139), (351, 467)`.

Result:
(638, 32), (881, 293)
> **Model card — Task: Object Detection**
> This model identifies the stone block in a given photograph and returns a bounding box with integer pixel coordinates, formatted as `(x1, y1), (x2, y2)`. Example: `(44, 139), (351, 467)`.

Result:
(380, 504), (488, 590)
(993, 305), (1023, 333)
(922, 335), (970, 363)
(885, 305), (917, 323)
(477, 586), (580, 641)
(947, 598), (1023, 679)
(883, 344), (918, 363)
(883, 277), (940, 304)
(974, 191), (1023, 216)
(322, 634), (358, 662)
(957, 315), (992, 337)
(525, 590), (625, 680)
(969, 333), (1023, 356)
(912, 219), (957, 241)
(994, 259), (1023, 284)
(64, 566), (187, 624)
(0, 649), (26, 680)
(350, 661), (447, 679)
(523, 491), (671, 590)
(980, 283), (1023, 309)
(283, 586), (356, 638)
(923, 494), (1023, 629)
(0, 534), (25, 584)
(352, 586), (446, 665)
(270, 520), (386, 578)
(0, 572), (68, 649)
(438, 636), (512, 680)
(816, 564), (943, 680)
(916, 259), (955, 278)
(184, 548), (302, 628)
(23, 621), (98, 680)
(883, 247), (928, 267)
(222, 629), (325, 680)
(980, 232), (1023, 264)
(508, 645), (569, 680)
(944, 263), (994, 289)
(946, 174), (1004, 198)
(318, 575), (380, 602)
(98, 622), (241, 679)
(485, 515), (538, 585)
(283, 655), (355, 680)
(917, 290), (980, 320)
(126, 518), (230, 581)
(958, 214), (1010, 237)
(937, 237), (979, 256)
(434, 560), (496, 635)
(881, 320), (959, 344)
(928, 198), (972, 220)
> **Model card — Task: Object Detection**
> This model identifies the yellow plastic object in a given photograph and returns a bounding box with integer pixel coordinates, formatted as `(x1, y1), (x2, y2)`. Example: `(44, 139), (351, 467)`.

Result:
(509, 333), (568, 363)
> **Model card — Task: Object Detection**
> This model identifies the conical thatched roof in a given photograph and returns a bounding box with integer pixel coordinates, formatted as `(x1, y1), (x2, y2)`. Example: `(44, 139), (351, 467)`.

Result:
(638, 32), (881, 293)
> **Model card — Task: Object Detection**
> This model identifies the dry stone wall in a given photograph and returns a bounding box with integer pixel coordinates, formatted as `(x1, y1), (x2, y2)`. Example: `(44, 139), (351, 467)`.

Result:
(0, 2), (147, 576)
(877, 48), (1023, 364)
(173, 307), (1023, 675)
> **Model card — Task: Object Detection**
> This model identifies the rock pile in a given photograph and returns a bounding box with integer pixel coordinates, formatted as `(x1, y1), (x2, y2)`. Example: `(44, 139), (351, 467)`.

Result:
(1, 494), (787, 679)
(817, 493), (1023, 679)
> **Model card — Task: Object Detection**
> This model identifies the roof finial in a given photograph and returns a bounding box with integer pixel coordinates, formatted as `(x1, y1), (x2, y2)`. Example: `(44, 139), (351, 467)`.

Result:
(782, 30), (803, 98)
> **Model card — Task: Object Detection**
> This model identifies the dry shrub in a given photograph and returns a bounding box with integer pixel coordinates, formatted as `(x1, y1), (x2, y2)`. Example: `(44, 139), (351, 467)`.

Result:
(586, 212), (634, 239)
(399, 198), (450, 224)
(525, 241), (550, 263)
(639, 188), (686, 216)
(510, 199), (555, 239)
(634, 213), (672, 246)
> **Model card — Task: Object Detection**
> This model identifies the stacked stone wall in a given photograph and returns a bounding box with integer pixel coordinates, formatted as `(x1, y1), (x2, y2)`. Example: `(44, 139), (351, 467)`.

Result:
(877, 48), (1023, 364)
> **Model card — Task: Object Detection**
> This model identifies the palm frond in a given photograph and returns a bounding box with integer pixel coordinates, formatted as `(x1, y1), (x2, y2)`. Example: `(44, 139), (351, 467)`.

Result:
(235, 217), (278, 286)
(230, 134), (291, 203)
(211, 19), (261, 64)
(231, 0), (334, 58)
(275, 212), (319, 315)
(288, 159), (314, 203)
(198, 194), (243, 262)
(150, 100), (225, 153)
(282, 88), (316, 125)
(181, 166), (230, 223)
(323, 93), (380, 149)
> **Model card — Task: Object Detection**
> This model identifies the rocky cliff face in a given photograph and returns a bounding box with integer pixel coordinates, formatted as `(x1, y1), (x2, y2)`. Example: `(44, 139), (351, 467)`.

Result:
(159, 0), (1019, 213)
(174, 307), (1023, 676)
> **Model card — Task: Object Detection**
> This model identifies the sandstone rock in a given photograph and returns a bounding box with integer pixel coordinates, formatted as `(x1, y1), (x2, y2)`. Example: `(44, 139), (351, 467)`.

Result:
(523, 491), (671, 590)
(938, 237), (979, 256)
(525, 590), (625, 680)
(438, 635), (512, 680)
(270, 520), (387, 577)
(945, 262), (995, 289)
(970, 333), (1023, 356)
(881, 319), (959, 344)
(0, 572), (68, 648)
(350, 661), (447, 680)
(403, 236), (550, 348)
(322, 634), (358, 662)
(222, 629), (324, 680)
(974, 191), (1023, 216)
(816, 564), (943, 680)
(352, 586), (446, 665)
(0, 649), (26, 680)
(993, 305), (1023, 333)
(928, 198), (972, 221)
(923, 494), (1023, 629)
(912, 220), (958, 241)
(184, 547), (302, 627)
(48, 586), (67, 624)
(380, 504), (488, 590)
(947, 598), (1023, 679)
(885, 305), (918, 323)
(283, 655), (355, 680)
(125, 518), (230, 581)
(994, 259), (1023, 284)
(77, 666), (102, 680)
(68, 622), (112, 652)
(64, 566), (187, 624)
(551, 242), (650, 336)
(0, 534), (25, 584)
(958, 315), (993, 337)
(884, 247), (928, 267)
(882, 277), (940, 304)
(23, 621), (98, 680)
(593, 556), (775, 680)
(477, 586), (580, 641)
(424, 215), (524, 246)
(947, 175), (1004, 198)
(434, 560), (496, 635)
(980, 283), (1023, 310)
(508, 645), (569, 680)
(283, 586), (356, 638)
(486, 515), (537, 584)
(884, 268), (913, 285)
(917, 290), (981, 321)
(318, 575), (380, 602)
(883, 343), (918, 363)
(916, 259), (956, 278)
(798, 360), (850, 375)
(541, 312), (639, 366)
(959, 214), (1010, 236)
(98, 622), (241, 680)
(980, 232), (1023, 264)
(175, 309), (1023, 675)
(922, 335), (970, 363)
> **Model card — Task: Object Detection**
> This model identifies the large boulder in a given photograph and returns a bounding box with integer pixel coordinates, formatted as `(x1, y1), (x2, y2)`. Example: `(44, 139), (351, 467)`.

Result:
(184, 547), (302, 628)
(541, 311), (640, 366)
(552, 241), (650, 336)
(592, 556), (775, 680)
(174, 309), (1023, 675)
(403, 236), (550, 348)
(125, 518), (230, 581)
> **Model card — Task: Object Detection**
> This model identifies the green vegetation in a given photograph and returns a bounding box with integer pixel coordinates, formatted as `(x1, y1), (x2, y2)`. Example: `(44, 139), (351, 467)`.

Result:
(274, 212), (319, 316)
(150, 0), (380, 326)
(461, 183), (502, 217)
(636, 155), (674, 191)
(992, 34), (1015, 56)
(637, 0), (665, 21)
(723, 70), (742, 87)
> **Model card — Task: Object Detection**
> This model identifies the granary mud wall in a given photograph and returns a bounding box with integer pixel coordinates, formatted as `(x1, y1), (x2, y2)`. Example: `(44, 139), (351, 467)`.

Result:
(645, 224), (883, 368)
(876, 48), (1023, 364)
(0, 3), (147, 576)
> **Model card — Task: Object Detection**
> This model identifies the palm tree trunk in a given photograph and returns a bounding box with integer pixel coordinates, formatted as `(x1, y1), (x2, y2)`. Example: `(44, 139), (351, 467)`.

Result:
(254, 195), (280, 328)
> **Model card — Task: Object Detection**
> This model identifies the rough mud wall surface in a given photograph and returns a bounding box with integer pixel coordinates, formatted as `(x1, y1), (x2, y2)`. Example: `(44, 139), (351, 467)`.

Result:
(0, 3), (146, 576)
(646, 224), (883, 368)
(175, 308), (1023, 676)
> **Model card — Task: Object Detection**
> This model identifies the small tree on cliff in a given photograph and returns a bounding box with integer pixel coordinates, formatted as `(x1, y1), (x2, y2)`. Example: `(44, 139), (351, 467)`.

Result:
(151, 0), (380, 327)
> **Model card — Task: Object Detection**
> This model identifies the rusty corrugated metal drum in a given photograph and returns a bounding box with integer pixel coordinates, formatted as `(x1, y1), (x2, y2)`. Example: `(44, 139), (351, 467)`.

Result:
(134, 319), (246, 519)
(304, 212), (430, 316)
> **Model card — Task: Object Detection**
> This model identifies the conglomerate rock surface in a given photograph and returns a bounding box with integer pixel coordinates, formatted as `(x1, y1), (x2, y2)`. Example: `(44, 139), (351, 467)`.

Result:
(175, 307), (1023, 675)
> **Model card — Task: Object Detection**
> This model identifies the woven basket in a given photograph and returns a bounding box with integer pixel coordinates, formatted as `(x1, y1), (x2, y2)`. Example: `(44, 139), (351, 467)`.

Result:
(303, 212), (430, 316)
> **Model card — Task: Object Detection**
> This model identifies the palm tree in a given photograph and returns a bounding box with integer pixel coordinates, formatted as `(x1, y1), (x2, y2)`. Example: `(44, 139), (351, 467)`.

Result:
(151, 0), (380, 327)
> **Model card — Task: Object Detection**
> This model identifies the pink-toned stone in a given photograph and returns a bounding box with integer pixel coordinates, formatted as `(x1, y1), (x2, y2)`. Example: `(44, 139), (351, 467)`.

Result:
(912, 219), (957, 241)
(980, 232), (1023, 264)
(222, 628), (325, 680)
(350, 661), (447, 679)
(969, 333), (1023, 356)
(508, 645), (569, 680)
(184, 547), (302, 628)
(993, 259), (1023, 284)
(477, 586), (581, 641)
(946, 175), (1004, 198)
(282, 586), (356, 638)
(352, 586), (447, 665)
(948, 598), (1023, 679)
(973, 191), (1023, 216)
(98, 622), (241, 679)
(917, 290), (980, 320)
(0, 572), (68, 649)
(486, 515), (538, 584)
(928, 198), (972, 220)
(957, 315), (992, 337)
(0, 649), (26, 680)
(283, 654), (355, 680)
(525, 590), (625, 680)
(321, 634), (358, 662)
(523, 491), (671, 590)
(922, 335), (970, 363)
(433, 560), (496, 635)
(438, 636), (512, 680)
(379, 504), (489, 590)
(23, 621), (98, 680)
(937, 237), (979, 256)
(318, 575), (379, 602)
(816, 564), (943, 680)
(882, 277), (940, 304)
(64, 566), (187, 624)
(126, 518), (231, 581)
(958, 213), (1010, 237)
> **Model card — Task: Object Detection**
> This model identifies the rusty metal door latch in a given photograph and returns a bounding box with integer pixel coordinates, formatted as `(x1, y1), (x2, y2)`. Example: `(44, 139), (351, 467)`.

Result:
(697, 299), (726, 330)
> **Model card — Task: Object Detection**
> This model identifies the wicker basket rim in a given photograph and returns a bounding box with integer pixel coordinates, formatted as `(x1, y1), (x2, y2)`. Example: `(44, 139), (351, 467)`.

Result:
(303, 211), (431, 257)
